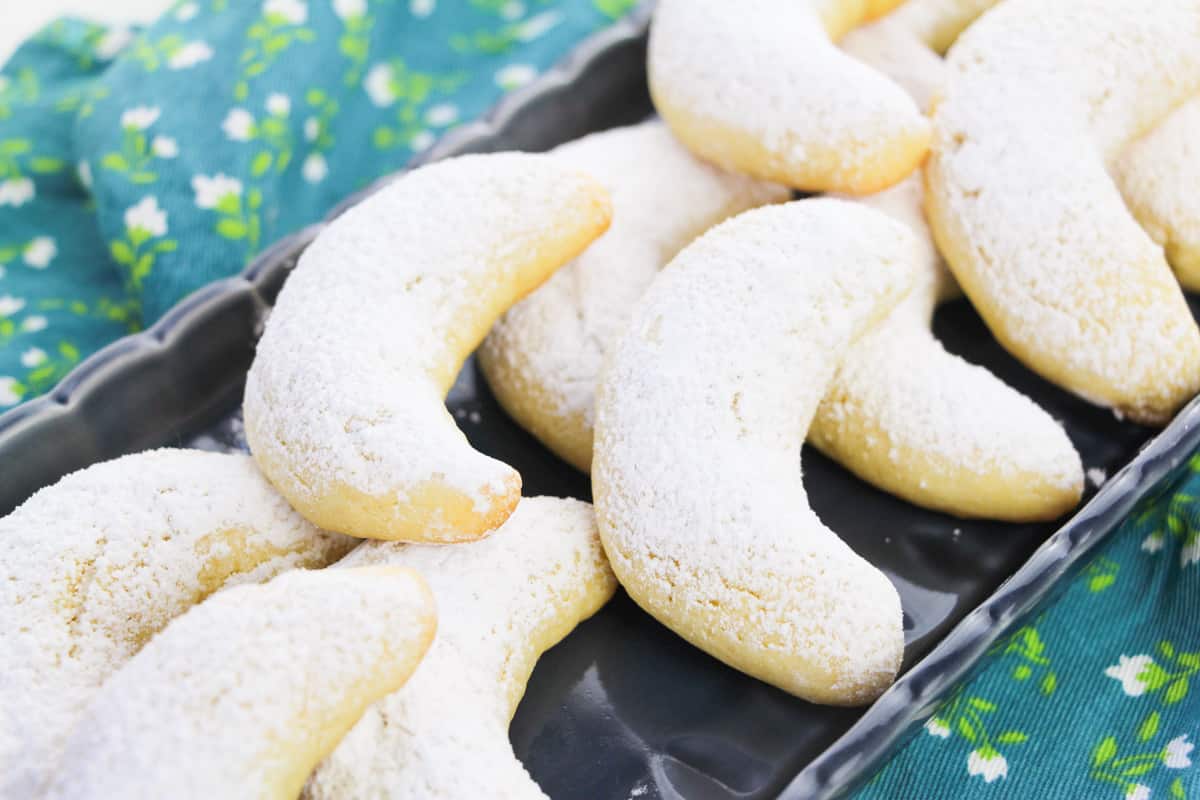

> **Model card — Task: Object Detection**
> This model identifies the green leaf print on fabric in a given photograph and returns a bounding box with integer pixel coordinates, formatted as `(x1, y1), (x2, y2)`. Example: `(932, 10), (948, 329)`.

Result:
(100, 106), (178, 184)
(0, 69), (39, 119)
(1104, 642), (1200, 707)
(366, 58), (466, 151)
(4, 1), (640, 409)
(594, 0), (636, 19)
(127, 32), (214, 72)
(108, 196), (177, 293)
(1088, 729), (1193, 798)
(234, 1), (317, 101)
(854, 454), (1200, 800)
(923, 691), (1027, 784)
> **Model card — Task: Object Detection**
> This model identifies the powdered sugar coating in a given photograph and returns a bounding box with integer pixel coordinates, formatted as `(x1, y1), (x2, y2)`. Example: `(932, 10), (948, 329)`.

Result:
(822, 8), (1084, 520)
(244, 153), (611, 542)
(593, 199), (916, 705)
(306, 497), (616, 799)
(648, 0), (930, 194)
(865, 0), (999, 55)
(0, 449), (354, 800)
(818, 176), (1084, 520)
(1116, 97), (1200, 292)
(46, 567), (435, 800)
(926, 0), (1200, 424)
(479, 121), (789, 472)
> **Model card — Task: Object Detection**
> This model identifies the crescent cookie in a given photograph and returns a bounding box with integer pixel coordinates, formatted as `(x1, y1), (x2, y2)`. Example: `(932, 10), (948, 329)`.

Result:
(815, 176), (1084, 521)
(648, 0), (931, 194)
(0, 449), (354, 800)
(306, 497), (616, 799)
(925, 0), (1200, 424)
(45, 567), (436, 800)
(245, 153), (612, 543)
(818, 2), (1084, 521)
(478, 121), (789, 473)
(593, 199), (918, 706)
(1116, 98), (1200, 292)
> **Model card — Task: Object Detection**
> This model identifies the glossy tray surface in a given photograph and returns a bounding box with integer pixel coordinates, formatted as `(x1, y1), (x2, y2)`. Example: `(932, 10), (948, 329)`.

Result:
(2, 10), (1197, 799)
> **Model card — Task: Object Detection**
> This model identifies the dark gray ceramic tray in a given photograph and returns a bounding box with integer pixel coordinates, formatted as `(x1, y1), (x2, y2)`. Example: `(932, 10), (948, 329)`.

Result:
(4, 7), (1200, 799)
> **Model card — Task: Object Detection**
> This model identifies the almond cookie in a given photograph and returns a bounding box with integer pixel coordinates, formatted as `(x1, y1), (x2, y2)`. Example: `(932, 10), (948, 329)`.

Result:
(244, 153), (611, 542)
(306, 497), (616, 799)
(1116, 97), (1200, 292)
(817, 0), (1084, 521)
(479, 121), (788, 473)
(46, 567), (435, 800)
(648, 0), (931, 194)
(593, 198), (917, 705)
(0, 450), (353, 800)
(925, 0), (1200, 424)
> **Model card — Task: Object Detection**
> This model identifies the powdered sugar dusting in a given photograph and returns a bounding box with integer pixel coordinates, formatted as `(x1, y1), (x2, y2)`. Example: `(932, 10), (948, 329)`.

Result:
(867, 0), (1001, 55)
(593, 199), (916, 704)
(46, 567), (434, 799)
(244, 153), (609, 539)
(0, 450), (354, 799)
(825, 13), (1084, 517)
(306, 497), (616, 799)
(1116, 96), (1200, 290)
(648, 0), (929, 190)
(818, 174), (1083, 515)
(927, 0), (1200, 422)
(479, 121), (788, 470)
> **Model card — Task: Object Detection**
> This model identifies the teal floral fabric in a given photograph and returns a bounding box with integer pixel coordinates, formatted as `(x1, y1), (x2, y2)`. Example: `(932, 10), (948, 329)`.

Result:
(856, 454), (1200, 800)
(0, 0), (634, 409)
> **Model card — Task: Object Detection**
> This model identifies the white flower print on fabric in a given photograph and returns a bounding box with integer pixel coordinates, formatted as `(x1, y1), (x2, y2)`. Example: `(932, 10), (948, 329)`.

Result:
(266, 93), (291, 116)
(22, 237), (56, 269)
(302, 153), (328, 183)
(365, 64), (397, 107)
(167, 41), (214, 70)
(222, 108), (256, 141)
(192, 174), (243, 209)
(333, 0), (366, 19)
(925, 718), (951, 739)
(1164, 735), (1193, 769)
(303, 117), (320, 142)
(120, 106), (161, 131)
(1182, 540), (1200, 568)
(22, 316), (47, 333)
(967, 748), (1008, 783)
(410, 0), (435, 18)
(0, 295), (25, 316)
(410, 130), (435, 151)
(1105, 655), (1155, 697)
(1142, 533), (1165, 553)
(1125, 785), (1150, 800)
(125, 197), (168, 238)
(175, 2), (199, 21)
(77, 161), (93, 189)
(515, 11), (562, 42)
(0, 377), (21, 407)
(501, 1), (525, 21)
(0, 177), (35, 207)
(20, 348), (45, 368)
(265, 0), (308, 25)
(495, 63), (536, 90)
(425, 103), (458, 127)
(95, 27), (133, 60)
(151, 136), (178, 158)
